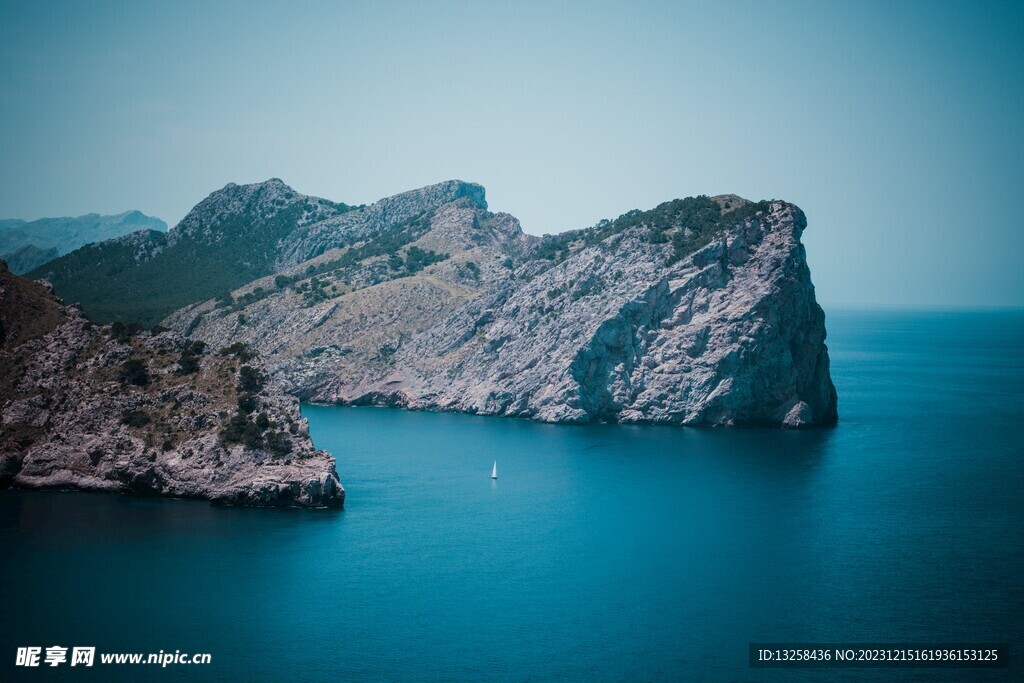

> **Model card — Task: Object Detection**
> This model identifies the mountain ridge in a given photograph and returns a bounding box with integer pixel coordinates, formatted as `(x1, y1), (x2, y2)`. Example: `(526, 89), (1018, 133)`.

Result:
(30, 179), (485, 325)
(29, 178), (836, 427)
(0, 210), (167, 274)
(159, 182), (837, 427)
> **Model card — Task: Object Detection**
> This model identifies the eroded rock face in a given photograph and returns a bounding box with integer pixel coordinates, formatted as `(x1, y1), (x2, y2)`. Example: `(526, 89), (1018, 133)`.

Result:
(167, 190), (837, 427)
(0, 261), (343, 507)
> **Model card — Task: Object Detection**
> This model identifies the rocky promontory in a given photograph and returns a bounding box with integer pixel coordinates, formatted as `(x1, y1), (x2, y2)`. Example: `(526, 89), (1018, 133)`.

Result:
(0, 260), (343, 507)
(161, 183), (837, 428)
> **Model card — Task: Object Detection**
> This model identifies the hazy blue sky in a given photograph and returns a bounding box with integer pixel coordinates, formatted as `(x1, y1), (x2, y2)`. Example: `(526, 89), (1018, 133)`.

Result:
(1, 0), (1021, 307)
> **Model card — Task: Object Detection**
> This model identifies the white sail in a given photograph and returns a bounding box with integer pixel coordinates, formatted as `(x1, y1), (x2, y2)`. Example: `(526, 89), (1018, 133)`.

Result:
(491, 461), (498, 479)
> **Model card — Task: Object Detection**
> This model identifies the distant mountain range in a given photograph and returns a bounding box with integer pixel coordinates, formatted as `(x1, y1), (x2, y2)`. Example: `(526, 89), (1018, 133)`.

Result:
(31, 179), (837, 427)
(0, 210), (167, 274)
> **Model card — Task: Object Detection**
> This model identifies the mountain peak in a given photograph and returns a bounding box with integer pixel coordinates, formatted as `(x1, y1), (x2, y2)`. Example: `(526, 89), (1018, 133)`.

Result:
(384, 180), (487, 212)
(217, 177), (295, 194)
(172, 179), (310, 243)
(443, 179), (487, 210)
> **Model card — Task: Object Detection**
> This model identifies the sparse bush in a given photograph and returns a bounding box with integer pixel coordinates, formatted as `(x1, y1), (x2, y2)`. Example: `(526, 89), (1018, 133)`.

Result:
(119, 358), (150, 386)
(242, 422), (264, 450)
(220, 413), (248, 444)
(237, 394), (257, 415)
(405, 246), (447, 274)
(177, 354), (200, 374)
(121, 409), (151, 427)
(265, 430), (292, 457)
(238, 365), (265, 393)
(176, 340), (206, 375)
(220, 408), (291, 454)
(220, 342), (256, 361)
(110, 321), (144, 343)
(533, 195), (737, 266)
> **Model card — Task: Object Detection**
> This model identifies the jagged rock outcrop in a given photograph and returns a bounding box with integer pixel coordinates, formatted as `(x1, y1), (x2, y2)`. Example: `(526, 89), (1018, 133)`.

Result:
(164, 185), (837, 427)
(0, 260), (343, 507)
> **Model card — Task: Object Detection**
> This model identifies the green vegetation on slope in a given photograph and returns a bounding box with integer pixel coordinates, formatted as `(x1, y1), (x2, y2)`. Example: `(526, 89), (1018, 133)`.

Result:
(29, 201), (351, 326)
(295, 209), (436, 280)
(535, 196), (772, 266)
(208, 209), (449, 311)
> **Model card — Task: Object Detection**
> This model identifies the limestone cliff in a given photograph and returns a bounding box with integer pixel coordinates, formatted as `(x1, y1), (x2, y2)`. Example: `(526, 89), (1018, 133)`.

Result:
(0, 260), (343, 506)
(165, 186), (837, 427)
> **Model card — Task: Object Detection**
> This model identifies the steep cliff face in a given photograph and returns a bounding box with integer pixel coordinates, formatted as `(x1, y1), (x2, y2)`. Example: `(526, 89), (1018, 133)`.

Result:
(166, 186), (837, 427)
(0, 261), (343, 507)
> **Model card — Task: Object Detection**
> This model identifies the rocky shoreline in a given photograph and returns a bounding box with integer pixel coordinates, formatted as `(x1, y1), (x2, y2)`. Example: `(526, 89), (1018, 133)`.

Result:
(0, 260), (343, 507)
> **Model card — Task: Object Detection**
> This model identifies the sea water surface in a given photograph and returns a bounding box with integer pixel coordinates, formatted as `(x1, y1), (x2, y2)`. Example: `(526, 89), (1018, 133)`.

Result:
(1, 310), (1022, 681)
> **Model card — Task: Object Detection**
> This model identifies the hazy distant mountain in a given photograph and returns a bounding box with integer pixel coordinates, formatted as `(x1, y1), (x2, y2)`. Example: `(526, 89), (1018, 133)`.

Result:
(4, 244), (59, 274)
(0, 210), (167, 273)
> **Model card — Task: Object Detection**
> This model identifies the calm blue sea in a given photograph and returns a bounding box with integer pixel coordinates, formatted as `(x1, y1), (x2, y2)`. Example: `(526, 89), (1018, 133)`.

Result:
(1, 310), (1022, 681)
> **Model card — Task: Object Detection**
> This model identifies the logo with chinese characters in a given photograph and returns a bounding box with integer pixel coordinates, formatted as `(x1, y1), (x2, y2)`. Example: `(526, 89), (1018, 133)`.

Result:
(16, 646), (95, 667)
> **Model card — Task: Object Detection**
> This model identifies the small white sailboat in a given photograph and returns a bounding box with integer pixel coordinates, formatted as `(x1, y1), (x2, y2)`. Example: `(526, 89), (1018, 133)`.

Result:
(491, 461), (498, 479)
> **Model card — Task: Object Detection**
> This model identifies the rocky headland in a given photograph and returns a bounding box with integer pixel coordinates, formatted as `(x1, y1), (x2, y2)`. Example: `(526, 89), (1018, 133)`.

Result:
(2, 178), (838, 508)
(157, 181), (838, 428)
(0, 260), (343, 507)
